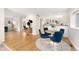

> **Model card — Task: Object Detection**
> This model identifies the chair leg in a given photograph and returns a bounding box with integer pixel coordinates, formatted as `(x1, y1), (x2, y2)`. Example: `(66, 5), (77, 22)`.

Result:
(47, 39), (54, 48)
(46, 39), (50, 45)
(59, 41), (64, 48)
(53, 42), (58, 51)
(50, 41), (54, 48)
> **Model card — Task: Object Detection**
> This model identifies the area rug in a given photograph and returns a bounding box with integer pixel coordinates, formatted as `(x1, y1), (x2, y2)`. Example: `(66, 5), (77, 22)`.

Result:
(35, 38), (71, 51)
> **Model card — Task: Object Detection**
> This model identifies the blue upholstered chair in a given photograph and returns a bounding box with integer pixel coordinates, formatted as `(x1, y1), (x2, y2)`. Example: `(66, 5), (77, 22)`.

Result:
(39, 29), (51, 38)
(49, 29), (64, 50)
(50, 29), (64, 43)
(45, 32), (51, 36)
(60, 29), (64, 35)
(44, 27), (51, 36)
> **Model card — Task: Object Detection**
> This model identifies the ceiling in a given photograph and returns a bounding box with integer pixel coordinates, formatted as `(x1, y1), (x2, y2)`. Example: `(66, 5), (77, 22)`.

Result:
(5, 8), (70, 17)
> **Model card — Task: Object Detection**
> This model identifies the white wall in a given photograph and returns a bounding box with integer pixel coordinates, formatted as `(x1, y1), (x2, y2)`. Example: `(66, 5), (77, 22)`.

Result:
(5, 8), (70, 36)
(6, 8), (70, 35)
(25, 15), (40, 35)
(69, 28), (79, 50)
(69, 8), (79, 50)
(76, 13), (79, 27)
(5, 9), (24, 31)
(0, 8), (4, 44)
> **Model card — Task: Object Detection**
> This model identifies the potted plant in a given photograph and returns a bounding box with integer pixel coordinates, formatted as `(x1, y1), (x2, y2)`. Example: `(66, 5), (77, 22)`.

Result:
(27, 20), (33, 28)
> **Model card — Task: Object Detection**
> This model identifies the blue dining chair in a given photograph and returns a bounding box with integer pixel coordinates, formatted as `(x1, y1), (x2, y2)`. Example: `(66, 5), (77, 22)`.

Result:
(49, 29), (65, 49)
(60, 29), (64, 35)
(50, 29), (64, 43)
(39, 29), (51, 38)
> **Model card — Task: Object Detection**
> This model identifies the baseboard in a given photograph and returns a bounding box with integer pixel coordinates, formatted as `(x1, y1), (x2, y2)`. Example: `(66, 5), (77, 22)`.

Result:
(63, 37), (69, 39)
(69, 39), (78, 51)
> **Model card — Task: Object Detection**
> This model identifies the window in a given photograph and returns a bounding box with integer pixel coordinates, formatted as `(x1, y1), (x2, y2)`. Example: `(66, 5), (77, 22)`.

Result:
(76, 13), (79, 27)
(71, 9), (79, 29)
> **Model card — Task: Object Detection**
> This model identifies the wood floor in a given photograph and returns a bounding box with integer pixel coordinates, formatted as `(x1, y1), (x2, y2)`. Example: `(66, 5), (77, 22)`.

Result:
(4, 30), (40, 51)
(4, 30), (76, 51)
